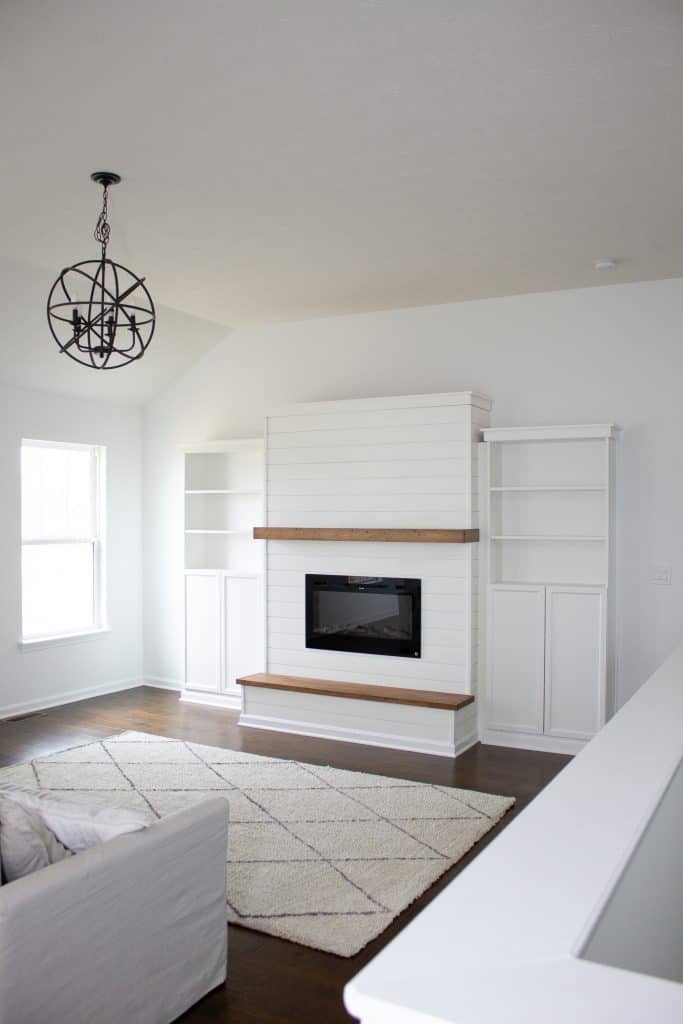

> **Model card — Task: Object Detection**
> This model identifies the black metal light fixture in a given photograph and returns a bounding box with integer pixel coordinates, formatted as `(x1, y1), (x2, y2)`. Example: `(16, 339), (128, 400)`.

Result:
(47, 172), (155, 369)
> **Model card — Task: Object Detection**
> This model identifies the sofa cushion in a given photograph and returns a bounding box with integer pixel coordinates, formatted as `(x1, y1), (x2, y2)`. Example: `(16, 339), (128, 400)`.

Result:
(0, 783), (150, 853)
(0, 795), (72, 881)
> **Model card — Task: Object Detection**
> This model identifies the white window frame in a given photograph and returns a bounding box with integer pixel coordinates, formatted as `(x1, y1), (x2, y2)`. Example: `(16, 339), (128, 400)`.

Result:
(19, 439), (108, 648)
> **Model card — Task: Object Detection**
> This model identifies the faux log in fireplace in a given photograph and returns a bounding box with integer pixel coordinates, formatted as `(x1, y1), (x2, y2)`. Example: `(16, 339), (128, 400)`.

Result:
(305, 574), (421, 659)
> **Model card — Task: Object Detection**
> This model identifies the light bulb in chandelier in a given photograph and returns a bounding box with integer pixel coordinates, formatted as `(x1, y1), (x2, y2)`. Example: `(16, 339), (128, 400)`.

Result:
(46, 172), (155, 369)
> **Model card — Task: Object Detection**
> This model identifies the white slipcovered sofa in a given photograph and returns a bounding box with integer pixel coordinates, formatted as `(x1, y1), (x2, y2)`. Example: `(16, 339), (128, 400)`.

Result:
(0, 796), (228, 1024)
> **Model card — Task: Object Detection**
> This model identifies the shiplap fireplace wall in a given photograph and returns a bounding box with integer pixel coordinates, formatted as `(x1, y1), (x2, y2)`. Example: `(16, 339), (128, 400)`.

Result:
(240, 392), (490, 752)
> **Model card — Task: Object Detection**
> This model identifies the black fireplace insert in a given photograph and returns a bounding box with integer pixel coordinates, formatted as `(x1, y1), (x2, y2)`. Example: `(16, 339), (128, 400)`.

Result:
(305, 574), (421, 658)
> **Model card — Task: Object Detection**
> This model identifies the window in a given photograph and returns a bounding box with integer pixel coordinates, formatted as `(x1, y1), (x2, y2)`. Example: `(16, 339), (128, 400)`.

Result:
(21, 440), (106, 642)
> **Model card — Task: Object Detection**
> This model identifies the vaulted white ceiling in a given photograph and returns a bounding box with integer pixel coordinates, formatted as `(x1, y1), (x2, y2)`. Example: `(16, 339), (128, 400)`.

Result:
(1, 1), (682, 402)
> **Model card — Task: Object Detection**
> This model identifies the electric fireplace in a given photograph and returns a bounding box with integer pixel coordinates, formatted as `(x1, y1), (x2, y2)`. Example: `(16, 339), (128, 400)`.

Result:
(305, 574), (421, 658)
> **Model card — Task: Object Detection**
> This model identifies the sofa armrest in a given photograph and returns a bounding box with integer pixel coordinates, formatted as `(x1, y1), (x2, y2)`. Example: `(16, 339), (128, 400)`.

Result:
(0, 797), (228, 1024)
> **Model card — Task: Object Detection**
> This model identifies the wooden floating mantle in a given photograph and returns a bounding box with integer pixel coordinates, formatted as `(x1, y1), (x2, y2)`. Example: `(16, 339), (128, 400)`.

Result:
(237, 672), (475, 711)
(252, 527), (479, 543)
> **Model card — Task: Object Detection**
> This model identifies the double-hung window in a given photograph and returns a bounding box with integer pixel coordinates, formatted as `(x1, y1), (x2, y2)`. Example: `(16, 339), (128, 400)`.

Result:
(21, 440), (106, 643)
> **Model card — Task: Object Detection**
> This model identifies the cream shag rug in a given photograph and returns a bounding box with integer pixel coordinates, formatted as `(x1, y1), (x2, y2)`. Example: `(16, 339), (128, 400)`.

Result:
(0, 731), (514, 956)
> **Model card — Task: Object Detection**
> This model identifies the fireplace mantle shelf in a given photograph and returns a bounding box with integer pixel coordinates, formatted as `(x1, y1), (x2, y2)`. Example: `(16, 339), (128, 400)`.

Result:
(252, 527), (479, 543)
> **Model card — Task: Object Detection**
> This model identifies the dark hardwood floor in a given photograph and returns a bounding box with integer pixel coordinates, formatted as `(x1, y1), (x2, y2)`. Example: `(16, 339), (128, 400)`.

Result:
(0, 687), (571, 1023)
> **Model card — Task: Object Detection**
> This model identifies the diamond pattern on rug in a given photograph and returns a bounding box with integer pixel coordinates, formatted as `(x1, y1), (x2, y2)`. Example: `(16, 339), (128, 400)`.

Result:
(0, 730), (515, 957)
(305, 765), (423, 789)
(104, 740), (201, 764)
(37, 742), (113, 763)
(228, 861), (381, 916)
(288, 819), (442, 861)
(339, 858), (448, 912)
(33, 762), (133, 790)
(120, 762), (234, 791)
(229, 822), (323, 862)
(348, 784), (487, 820)
(211, 762), (330, 790)
(186, 742), (283, 765)
(246, 787), (381, 822)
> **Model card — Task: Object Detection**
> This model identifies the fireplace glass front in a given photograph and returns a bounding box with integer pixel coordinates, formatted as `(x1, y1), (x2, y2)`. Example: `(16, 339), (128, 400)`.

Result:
(305, 574), (421, 658)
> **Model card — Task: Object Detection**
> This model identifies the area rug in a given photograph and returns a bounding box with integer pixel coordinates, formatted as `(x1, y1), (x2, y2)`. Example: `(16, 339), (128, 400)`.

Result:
(0, 731), (514, 956)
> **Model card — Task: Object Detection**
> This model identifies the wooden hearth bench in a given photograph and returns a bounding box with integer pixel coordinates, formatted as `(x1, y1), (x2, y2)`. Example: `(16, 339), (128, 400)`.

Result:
(236, 673), (477, 757)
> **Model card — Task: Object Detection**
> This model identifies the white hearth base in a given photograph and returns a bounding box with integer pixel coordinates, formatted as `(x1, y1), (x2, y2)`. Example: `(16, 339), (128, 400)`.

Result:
(238, 685), (478, 758)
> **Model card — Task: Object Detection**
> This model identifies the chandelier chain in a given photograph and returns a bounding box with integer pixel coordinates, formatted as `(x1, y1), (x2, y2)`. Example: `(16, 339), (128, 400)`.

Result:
(94, 185), (111, 254)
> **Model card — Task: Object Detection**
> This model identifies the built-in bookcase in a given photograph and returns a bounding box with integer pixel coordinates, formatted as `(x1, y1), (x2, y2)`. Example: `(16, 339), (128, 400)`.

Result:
(485, 428), (612, 586)
(480, 425), (616, 754)
(184, 440), (264, 574)
(182, 439), (265, 709)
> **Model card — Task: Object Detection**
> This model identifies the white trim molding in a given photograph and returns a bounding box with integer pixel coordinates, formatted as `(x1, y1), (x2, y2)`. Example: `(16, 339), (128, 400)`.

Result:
(18, 626), (112, 652)
(268, 390), (492, 417)
(179, 689), (242, 711)
(143, 677), (184, 692)
(482, 423), (617, 442)
(0, 677), (143, 721)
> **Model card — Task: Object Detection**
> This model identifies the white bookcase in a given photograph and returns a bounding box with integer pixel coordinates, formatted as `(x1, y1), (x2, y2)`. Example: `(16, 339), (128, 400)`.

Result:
(182, 439), (265, 709)
(480, 425), (616, 753)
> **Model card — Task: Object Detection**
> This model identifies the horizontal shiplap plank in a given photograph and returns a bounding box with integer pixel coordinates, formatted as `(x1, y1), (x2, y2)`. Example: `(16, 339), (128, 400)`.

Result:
(268, 423), (470, 450)
(268, 633), (466, 666)
(266, 540), (468, 561)
(268, 392), (489, 417)
(268, 441), (469, 465)
(267, 657), (467, 688)
(267, 494), (470, 515)
(267, 476), (468, 498)
(267, 458), (467, 482)
(267, 405), (473, 434)
(261, 510), (474, 529)
(266, 555), (468, 577)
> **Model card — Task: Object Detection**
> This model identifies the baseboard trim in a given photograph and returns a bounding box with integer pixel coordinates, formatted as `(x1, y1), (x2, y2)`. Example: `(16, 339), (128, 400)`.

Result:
(180, 689), (242, 711)
(143, 677), (183, 692)
(0, 678), (143, 721)
(453, 728), (479, 757)
(238, 711), (460, 758)
(480, 728), (586, 755)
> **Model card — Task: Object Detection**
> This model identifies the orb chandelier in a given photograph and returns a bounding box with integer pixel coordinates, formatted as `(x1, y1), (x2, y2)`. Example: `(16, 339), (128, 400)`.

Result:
(47, 172), (155, 369)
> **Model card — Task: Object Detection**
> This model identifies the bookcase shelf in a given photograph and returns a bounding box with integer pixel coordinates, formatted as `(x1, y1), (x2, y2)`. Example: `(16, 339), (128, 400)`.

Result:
(183, 441), (265, 573)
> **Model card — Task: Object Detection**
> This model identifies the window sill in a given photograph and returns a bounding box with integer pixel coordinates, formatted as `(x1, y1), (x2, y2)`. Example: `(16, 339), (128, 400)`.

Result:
(18, 627), (111, 652)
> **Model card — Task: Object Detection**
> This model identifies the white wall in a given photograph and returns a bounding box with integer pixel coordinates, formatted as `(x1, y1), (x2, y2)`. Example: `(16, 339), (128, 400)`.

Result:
(143, 277), (683, 708)
(0, 383), (143, 715)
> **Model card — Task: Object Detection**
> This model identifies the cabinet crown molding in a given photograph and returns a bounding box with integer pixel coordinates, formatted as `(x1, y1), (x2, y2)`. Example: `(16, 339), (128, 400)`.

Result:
(482, 424), (617, 442)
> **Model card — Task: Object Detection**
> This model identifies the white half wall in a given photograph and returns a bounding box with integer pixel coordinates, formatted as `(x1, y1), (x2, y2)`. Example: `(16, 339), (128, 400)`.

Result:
(0, 383), (143, 715)
(143, 277), (683, 708)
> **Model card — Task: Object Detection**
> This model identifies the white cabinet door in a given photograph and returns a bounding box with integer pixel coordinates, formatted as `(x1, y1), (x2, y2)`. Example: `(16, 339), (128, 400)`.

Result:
(545, 586), (605, 739)
(185, 573), (221, 692)
(487, 585), (546, 733)
(223, 576), (263, 694)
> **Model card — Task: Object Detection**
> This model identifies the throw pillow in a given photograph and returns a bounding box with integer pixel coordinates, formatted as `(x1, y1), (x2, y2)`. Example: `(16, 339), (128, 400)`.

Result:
(0, 796), (72, 882)
(0, 783), (150, 853)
